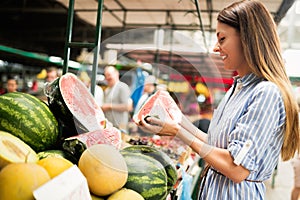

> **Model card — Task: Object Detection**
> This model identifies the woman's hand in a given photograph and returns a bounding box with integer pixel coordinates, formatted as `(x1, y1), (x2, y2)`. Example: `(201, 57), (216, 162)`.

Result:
(139, 115), (180, 136)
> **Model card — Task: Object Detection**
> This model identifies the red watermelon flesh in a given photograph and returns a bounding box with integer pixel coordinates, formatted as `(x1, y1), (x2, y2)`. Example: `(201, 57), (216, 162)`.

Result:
(66, 127), (122, 149)
(133, 90), (182, 125)
(60, 73), (105, 132)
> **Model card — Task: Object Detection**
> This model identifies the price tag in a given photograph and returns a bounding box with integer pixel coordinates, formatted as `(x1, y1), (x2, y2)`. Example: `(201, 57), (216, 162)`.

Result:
(33, 165), (91, 200)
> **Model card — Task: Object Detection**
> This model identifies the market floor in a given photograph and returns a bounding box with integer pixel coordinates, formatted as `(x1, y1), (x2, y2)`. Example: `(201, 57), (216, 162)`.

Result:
(265, 159), (294, 200)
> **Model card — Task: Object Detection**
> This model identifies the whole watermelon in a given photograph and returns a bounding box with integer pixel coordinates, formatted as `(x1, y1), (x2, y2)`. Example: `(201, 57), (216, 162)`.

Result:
(120, 151), (168, 200)
(0, 92), (59, 152)
(122, 145), (177, 193)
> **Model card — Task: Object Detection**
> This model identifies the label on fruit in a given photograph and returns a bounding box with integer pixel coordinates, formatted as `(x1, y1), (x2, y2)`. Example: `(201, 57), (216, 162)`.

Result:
(33, 165), (91, 200)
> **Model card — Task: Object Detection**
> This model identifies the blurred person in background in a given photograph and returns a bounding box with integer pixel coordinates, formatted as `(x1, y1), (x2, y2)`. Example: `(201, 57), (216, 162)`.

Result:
(5, 77), (18, 93)
(36, 66), (60, 102)
(46, 66), (59, 83)
(101, 66), (133, 132)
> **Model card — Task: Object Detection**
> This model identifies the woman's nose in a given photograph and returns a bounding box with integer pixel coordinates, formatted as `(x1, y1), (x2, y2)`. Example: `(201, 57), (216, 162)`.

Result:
(213, 43), (220, 52)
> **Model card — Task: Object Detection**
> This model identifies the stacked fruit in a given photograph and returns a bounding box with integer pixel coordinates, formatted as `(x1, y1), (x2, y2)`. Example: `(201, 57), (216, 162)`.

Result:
(78, 144), (177, 200)
(0, 89), (178, 199)
(0, 130), (73, 200)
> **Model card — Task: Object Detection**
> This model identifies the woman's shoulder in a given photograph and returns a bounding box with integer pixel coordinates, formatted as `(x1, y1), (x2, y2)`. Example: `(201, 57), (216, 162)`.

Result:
(249, 81), (285, 110)
(254, 80), (282, 96)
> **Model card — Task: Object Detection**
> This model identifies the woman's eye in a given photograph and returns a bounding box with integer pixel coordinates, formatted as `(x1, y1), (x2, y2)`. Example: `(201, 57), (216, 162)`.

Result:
(219, 37), (225, 43)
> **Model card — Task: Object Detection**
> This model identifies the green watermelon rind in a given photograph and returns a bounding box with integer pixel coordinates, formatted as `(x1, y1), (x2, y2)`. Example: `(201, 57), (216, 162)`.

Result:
(47, 77), (87, 136)
(0, 92), (59, 152)
(122, 145), (178, 193)
(37, 149), (78, 164)
(120, 151), (168, 200)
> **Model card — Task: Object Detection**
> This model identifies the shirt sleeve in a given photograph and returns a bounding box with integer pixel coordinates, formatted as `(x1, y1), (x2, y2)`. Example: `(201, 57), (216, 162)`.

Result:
(227, 81), (286, 172)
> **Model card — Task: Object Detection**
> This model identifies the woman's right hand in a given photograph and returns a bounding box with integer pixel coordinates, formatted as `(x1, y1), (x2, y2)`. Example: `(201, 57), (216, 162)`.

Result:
(138, 115), (180, 137)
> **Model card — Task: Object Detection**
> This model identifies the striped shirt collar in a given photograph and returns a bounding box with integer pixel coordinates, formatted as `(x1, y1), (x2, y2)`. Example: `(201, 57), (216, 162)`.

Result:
(233, 73), (263, 88)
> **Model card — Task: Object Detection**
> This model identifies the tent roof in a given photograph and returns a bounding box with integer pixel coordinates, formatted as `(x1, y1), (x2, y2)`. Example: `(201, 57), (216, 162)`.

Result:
(57, 0), (289, 30)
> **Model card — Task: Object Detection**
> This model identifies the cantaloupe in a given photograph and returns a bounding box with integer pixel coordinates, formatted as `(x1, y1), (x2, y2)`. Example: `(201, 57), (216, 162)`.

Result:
(0, 163), (51, 200)
(0, 131), (38, 170)
(78, 144), (128, 196)
(107, 188), (144, 200)
(37, 156), (73, 178)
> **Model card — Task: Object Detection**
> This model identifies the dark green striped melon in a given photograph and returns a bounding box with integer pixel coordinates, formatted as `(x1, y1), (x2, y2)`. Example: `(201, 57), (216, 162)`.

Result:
(122, 145), (177, 193)
(37, 149), (78, 164)
(120, 151), (168, 200)
(0, 92), (59, 152)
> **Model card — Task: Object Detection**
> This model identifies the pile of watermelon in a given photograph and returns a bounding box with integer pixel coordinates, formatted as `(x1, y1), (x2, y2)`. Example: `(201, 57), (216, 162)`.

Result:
(0, 73), (179, 199)
(0, 73), (122, 161)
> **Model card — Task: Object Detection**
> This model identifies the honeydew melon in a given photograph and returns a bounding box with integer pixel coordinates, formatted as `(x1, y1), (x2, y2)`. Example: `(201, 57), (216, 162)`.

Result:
(0, 131), (38, 170)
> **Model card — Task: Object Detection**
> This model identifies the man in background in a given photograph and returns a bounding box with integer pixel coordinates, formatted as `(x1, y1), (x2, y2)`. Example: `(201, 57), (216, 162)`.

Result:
(46, 66), (59, 83)
(5, 77), (18, 93)
(36, 66), (59, 102)
(101, 66), (133, 132)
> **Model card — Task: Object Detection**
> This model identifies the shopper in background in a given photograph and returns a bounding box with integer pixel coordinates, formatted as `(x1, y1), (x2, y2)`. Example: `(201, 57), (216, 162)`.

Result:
(46, 66), (59, 83)
(138, 1), (300, 199)
(36, 66), (60, 102)
(101, 66), (133, 132)
(5, 77), (18, 93)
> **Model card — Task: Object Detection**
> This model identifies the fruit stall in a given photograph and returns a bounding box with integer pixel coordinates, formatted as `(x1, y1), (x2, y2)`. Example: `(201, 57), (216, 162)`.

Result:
(0, 72), (203, 200)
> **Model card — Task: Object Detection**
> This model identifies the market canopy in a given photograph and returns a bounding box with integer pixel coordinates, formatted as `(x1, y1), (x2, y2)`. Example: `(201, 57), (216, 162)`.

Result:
(56, 0), (293, 51)
(0, 0), (297, 87)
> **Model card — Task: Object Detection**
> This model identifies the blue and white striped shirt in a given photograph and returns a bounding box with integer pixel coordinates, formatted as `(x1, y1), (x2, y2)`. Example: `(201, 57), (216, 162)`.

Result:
(200, 73), (286, 199)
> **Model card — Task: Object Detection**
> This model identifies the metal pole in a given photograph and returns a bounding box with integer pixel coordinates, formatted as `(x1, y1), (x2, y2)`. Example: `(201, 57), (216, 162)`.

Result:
(90, 0), (104, 95)
(63, 0), (75, 74)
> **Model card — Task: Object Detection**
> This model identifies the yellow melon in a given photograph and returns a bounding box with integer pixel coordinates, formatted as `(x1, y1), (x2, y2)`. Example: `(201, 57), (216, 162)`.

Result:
(37, 156), (73, 178)
(107, 188), (144, 200)
(78, 144), (128, 196)
(0, 131), (38, 170)
(0, 163), (50, 200)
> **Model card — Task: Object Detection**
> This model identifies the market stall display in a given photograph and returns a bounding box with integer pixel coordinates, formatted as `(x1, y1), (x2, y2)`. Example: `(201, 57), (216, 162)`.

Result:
(0, 72), (199, 200)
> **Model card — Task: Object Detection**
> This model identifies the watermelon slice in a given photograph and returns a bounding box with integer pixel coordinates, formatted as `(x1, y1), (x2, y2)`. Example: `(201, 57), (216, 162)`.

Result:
(66, 127), (122, 149)
(133, 90), (182, 125)
(46, 73), (106, 137)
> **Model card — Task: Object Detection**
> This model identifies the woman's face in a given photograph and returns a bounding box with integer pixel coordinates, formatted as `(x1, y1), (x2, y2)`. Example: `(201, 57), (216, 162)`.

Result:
(213, 22), (250, 77)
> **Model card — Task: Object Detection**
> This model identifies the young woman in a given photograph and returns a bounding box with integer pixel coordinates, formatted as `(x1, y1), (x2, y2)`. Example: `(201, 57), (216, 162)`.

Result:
(138, 1), (300, 199)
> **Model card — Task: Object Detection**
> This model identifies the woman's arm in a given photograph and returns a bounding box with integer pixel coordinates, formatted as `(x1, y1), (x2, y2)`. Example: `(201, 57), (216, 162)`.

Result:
(190, 138), (250, 183)
(180, 114), (208, 143)
(101, 99), (133, 112)
(140, 116), (250, 183)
